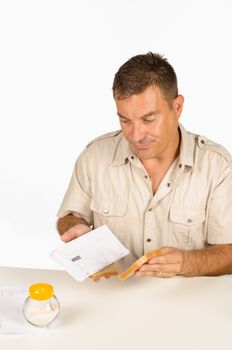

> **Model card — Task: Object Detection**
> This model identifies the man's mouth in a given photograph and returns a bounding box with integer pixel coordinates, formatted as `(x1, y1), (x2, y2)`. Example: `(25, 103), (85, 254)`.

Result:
(133, 143), (150, 150)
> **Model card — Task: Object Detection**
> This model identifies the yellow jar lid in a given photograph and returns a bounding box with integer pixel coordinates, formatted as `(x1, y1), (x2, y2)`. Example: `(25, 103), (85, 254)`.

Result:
(29, 283), (54, 300)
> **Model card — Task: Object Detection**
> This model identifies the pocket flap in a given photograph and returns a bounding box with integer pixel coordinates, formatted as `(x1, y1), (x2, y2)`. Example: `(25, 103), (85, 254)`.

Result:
(169, 208), (205, 225)
(90, 196), (127, 217)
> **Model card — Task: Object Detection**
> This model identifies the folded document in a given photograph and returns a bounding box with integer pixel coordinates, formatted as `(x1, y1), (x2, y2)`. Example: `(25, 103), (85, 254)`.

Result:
(50, 225), (129, 281)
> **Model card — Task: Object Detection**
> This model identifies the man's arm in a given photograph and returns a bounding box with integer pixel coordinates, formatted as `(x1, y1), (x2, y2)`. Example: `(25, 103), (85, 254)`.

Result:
(57, 214), (91, 242)
(135, 244), (232, 278)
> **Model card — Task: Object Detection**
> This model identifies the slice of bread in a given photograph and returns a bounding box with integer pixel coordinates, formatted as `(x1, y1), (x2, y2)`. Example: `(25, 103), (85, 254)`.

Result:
(118, 249), (162, 281)
(90, 263), (120, 281)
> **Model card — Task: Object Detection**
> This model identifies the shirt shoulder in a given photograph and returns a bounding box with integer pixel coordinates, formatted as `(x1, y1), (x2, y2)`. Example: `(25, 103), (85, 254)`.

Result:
(86, 130), (122, 147)
(196, 135), (232, 163)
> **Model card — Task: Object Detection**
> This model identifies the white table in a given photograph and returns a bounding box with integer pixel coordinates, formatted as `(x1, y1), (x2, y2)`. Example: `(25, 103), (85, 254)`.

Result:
(1, 266), (232, 350)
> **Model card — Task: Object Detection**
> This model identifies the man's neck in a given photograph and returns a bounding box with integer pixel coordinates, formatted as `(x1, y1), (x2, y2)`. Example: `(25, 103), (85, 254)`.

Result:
(142, 132), (180, 176)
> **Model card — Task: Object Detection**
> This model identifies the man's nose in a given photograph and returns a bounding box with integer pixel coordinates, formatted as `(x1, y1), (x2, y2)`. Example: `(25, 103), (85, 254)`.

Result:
(131, 124), (144, 142)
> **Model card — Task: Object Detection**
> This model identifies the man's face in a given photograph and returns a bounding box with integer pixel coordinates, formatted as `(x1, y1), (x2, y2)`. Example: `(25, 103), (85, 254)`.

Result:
(115, 86), (184, 161)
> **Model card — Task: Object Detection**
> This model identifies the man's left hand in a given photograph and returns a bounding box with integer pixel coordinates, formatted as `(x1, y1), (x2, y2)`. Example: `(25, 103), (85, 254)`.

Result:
(134, 246), (186, 278)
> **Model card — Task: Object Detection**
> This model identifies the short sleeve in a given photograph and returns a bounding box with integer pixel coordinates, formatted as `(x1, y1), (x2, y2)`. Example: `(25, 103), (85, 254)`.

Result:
(57, 148), (93, 225)
(207, 161), (232, 244)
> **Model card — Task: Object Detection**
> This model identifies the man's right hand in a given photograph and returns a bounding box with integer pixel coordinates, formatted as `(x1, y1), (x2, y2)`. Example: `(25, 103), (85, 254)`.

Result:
(61, 224), (92, 243)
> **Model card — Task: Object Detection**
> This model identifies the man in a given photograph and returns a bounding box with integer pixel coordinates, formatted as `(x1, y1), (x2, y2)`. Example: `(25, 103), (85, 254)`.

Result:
(57, 52), (232, 278)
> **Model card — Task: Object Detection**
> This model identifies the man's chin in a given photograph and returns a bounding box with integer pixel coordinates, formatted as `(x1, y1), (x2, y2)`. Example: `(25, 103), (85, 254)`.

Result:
(133, 149), (154, 160)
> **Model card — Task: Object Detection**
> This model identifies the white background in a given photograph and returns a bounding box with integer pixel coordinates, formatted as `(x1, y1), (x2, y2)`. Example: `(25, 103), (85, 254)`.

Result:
(0, 0), (232, 269)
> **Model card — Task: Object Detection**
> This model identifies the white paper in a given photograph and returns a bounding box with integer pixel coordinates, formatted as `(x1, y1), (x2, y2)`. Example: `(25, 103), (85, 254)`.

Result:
(50, 225), (129, 281)
(0, 286), (59, 335)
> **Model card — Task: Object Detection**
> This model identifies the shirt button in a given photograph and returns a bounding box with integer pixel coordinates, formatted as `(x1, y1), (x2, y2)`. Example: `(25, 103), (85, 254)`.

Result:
(146, 238), (152, 243)
(148, 208), (152, 212)
(187, 218), (192, 223)
(103, 209), (109, 214)
(144, 175), (149, 179)
(166, 182), (171, 187)
(200, 140), (205, 144)
(179, 163), (182, 168)
(131, 156), (134, 160)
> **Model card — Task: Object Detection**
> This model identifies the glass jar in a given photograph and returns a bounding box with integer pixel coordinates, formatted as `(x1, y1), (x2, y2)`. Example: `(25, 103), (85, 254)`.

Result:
(23, 283), (60, 327)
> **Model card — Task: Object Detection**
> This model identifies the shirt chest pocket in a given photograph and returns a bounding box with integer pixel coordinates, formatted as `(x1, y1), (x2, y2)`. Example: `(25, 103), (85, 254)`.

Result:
(90, 194), (128, 237)
(168, 208), (206, 249)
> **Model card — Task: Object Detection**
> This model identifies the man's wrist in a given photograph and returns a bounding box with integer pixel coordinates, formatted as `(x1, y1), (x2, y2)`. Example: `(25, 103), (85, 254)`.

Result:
(179, 249), (207, 277)
(57, 214), (90, 236)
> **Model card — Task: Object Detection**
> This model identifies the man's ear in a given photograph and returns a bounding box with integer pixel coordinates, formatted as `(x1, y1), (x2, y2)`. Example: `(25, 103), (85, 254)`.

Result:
(173, 95), (184, 119)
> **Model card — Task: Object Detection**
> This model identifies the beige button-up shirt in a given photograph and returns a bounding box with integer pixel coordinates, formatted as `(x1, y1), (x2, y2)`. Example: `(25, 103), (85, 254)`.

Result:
(58, 124), (232, 269)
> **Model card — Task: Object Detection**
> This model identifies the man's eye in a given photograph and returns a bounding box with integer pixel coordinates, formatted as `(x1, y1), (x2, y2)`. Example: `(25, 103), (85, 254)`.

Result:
(120, 119), (130, 123)
(143, 119), (155, 123)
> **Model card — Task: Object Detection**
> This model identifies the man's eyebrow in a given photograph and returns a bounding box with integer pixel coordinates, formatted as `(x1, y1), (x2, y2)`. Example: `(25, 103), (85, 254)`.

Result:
(117, 110), (159, 120)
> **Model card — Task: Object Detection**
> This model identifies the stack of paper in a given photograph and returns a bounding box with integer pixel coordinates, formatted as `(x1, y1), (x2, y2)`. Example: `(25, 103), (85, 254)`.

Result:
(50, 225), (129, 281)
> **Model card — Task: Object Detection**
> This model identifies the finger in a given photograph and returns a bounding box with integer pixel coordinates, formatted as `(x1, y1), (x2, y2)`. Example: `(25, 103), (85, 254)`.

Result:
(61, 227), (87, 242)
(138, 263), (181, 274)
(93, 275), (111, 282)
(93, 278), (100, 282)
(135, 270), (176, 278)
(61, 224), (91, 242)
(61, 230), (78, 242)
(149, 249), (183, 265)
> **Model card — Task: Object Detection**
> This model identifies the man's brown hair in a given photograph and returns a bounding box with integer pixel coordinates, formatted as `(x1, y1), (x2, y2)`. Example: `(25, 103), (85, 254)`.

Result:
(112, 52), (178, 104)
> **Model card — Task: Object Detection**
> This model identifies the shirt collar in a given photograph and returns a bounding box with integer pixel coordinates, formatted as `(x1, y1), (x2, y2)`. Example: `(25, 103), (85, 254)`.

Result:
(112, 123), (195, 168)
(112, 133), (133, 166)
(178, 123), (195, 168)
